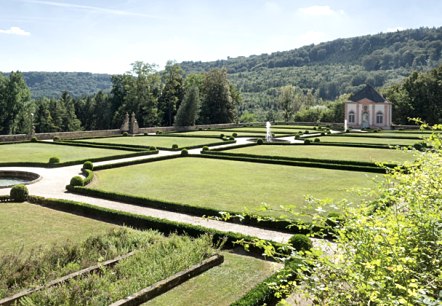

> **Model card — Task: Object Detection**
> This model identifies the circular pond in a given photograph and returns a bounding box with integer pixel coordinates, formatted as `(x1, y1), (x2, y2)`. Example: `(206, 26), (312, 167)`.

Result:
(0, 171), (41, 188)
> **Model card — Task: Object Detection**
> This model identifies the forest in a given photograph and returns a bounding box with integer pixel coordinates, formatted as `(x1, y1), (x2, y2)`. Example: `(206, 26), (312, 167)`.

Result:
(1, 27), (442, 134)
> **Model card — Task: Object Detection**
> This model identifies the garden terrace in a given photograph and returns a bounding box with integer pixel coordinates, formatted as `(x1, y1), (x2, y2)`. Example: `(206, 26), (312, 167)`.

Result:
(86, 157), (379, 218)
(169, 130), (285, 137)
(0, 142), (146, 166)
(222, 126), (309, 135)
(224, 144), (415, 164)
(72, 135), (232, 150)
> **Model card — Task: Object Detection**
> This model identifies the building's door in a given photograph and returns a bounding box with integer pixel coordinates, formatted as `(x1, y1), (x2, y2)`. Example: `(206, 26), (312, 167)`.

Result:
(361, 112), (369, 129)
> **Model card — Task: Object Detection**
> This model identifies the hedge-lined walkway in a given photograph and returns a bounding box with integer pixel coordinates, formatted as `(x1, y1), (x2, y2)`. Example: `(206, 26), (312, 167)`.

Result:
(0, 137), (297, 243)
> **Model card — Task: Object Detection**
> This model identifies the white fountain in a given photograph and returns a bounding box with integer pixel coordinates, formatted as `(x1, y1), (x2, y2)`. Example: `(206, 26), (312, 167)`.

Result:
(265, 121), (272, 142)
(344, 119), (348, 132)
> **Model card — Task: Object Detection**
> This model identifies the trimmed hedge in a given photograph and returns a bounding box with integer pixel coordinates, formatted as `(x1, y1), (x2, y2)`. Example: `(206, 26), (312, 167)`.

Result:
(70, 176), (84, 187)
(332, 133), (422, 140)
(82, 169), (94, 186)
(93, 154), (182, 171)
(10, 184), (29, 202)
(231, 259), (302, 306)
(82, 161), (93, 171)
(48, 156), (60, 164)
(26, 196), (288, 256)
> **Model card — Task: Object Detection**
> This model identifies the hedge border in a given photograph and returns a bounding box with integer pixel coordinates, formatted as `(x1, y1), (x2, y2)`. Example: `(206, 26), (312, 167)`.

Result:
(231, 259), (302, 306)
(26, 196), (291, 256)
(93, 154), (182, 171)
(332, 133), (422, 140)
(66, 137), (236, 151)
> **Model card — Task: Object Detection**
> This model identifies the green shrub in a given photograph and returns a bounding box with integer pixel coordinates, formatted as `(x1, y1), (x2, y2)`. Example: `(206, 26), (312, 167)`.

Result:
(257, 138), (264, 145)
(327, 130), (332, 135)
(143, 132), (148, 136)
(181, 148), (189, 156)
(313, 126), (317, 130)
(229, 136), (235, 140)
(48, 156), (60, 164)
(326, 212), (344, 228)
(288, 234), (312, 252)
(82, 161), (93, 171)
(31, 137), (38, 142)
(10, 184), (29, 202)
(70, 176), (84, 187)
(314, 138), (320, 143)
(232, 133), (238, 137)
(304, 130), (309, 134)
(172, 144), (179, 150)
(220, 133), (225, 138)
(294, 135), (300, 140)
(122, 132), (128, 136)
(321, 132), (325, 136)
(53, 136), (60, 142)
(156, 131), (162, 135)
(149, 146), (156, 151)
(202, 146), (209, 151)
(304, 139), (311, 144)
(346, 129), (350, 133)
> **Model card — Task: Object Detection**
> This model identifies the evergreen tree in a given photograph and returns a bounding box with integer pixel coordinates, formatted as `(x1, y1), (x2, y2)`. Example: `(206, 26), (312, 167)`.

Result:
(175, 85), (200, 126)
(158, 61), (184, 126)
(60, 91), (82, 131)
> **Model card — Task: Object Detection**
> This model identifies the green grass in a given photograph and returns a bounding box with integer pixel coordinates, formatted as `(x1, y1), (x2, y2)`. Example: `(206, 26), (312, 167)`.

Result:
(145, 251), (280, 306)
(76, 135), (226, 148)
(0, 203), (117, 255)
(90, 158), (379, 217)
(227, 145), (415, 163)
(171, 130), (278, 137)
(226, 127), (308, 134)
(318, 136), (419, 146)
(0, 142), (133, 164)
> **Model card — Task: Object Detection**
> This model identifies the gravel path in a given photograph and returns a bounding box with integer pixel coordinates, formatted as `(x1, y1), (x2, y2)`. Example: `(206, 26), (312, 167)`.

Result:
(0, 137), (294, 243)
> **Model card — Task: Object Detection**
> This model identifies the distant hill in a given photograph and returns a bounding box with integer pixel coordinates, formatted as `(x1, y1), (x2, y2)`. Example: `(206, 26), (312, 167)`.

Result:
(180, 27), (442, 117)
(1, 71), (113, 98)
(4, 27), (442, 110)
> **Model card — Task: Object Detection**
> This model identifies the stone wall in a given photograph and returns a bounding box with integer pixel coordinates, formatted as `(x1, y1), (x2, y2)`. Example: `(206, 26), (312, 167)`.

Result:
(0, 123), (241, 143)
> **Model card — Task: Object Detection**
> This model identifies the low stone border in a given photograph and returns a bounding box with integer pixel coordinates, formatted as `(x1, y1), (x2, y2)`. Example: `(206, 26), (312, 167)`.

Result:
(110, 254), (224, 306)
(0, 251), (135, 306)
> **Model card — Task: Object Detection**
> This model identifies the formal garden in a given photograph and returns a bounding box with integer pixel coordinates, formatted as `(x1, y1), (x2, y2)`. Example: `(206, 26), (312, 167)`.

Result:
(0, 124), (439, 305)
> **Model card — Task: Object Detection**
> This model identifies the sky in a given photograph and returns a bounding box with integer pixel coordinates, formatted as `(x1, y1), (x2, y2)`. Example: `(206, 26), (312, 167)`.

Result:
(1, 0), (442, 74)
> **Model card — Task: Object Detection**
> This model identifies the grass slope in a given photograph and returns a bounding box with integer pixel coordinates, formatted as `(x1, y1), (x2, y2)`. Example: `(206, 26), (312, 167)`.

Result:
(0, 203), (117, 255)
(145, 251), (280, 306)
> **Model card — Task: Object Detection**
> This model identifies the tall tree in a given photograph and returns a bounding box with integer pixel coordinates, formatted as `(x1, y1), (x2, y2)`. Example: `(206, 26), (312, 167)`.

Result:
(0, 71), (31, 134)
(60, 91), (82, 131)
(278, 85), (301, 123)
(199, 69), (236, 124)
(175, 85), (200, 127)
(158, 61), (184, 126)
(34, 97), (56, 132)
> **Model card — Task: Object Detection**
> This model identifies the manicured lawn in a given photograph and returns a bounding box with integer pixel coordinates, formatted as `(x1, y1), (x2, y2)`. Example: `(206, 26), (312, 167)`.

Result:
(227, 127), (308, 134)
(76, 136), (227, 148)
(227, 145), (415, 163)
(90, 158), (379, 217)
(145, 251), (280, 306)
(0, 203), (117, 255)
(347, 132), (423, 139)
(172, 130), (278, 137)
(0, 142), (133, 164)
(318, 136), (418, 146)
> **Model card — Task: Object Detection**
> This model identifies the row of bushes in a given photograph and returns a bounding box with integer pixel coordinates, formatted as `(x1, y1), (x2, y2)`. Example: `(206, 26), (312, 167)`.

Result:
(26, 196), (294, 256)
(47, 139), (148, 152)
(198, 152), (387, 173)
(232, 259), (303, 306)
(67, 184), (310, 234)
(163, 139), (236, 151)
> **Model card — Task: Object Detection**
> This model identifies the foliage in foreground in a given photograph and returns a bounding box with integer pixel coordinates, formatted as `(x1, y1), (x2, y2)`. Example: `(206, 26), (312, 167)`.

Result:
(290, 125), (442, 305)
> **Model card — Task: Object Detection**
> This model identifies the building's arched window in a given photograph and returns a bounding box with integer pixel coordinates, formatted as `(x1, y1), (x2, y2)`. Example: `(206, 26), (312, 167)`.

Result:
(348, 111), (355, 123)
(376, 111), (383, 124)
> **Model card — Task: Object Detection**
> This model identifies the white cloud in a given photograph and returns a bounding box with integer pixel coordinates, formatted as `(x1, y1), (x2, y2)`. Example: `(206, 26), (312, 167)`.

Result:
(0, 26), (31, 36)
(297, 5), (344, 17)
